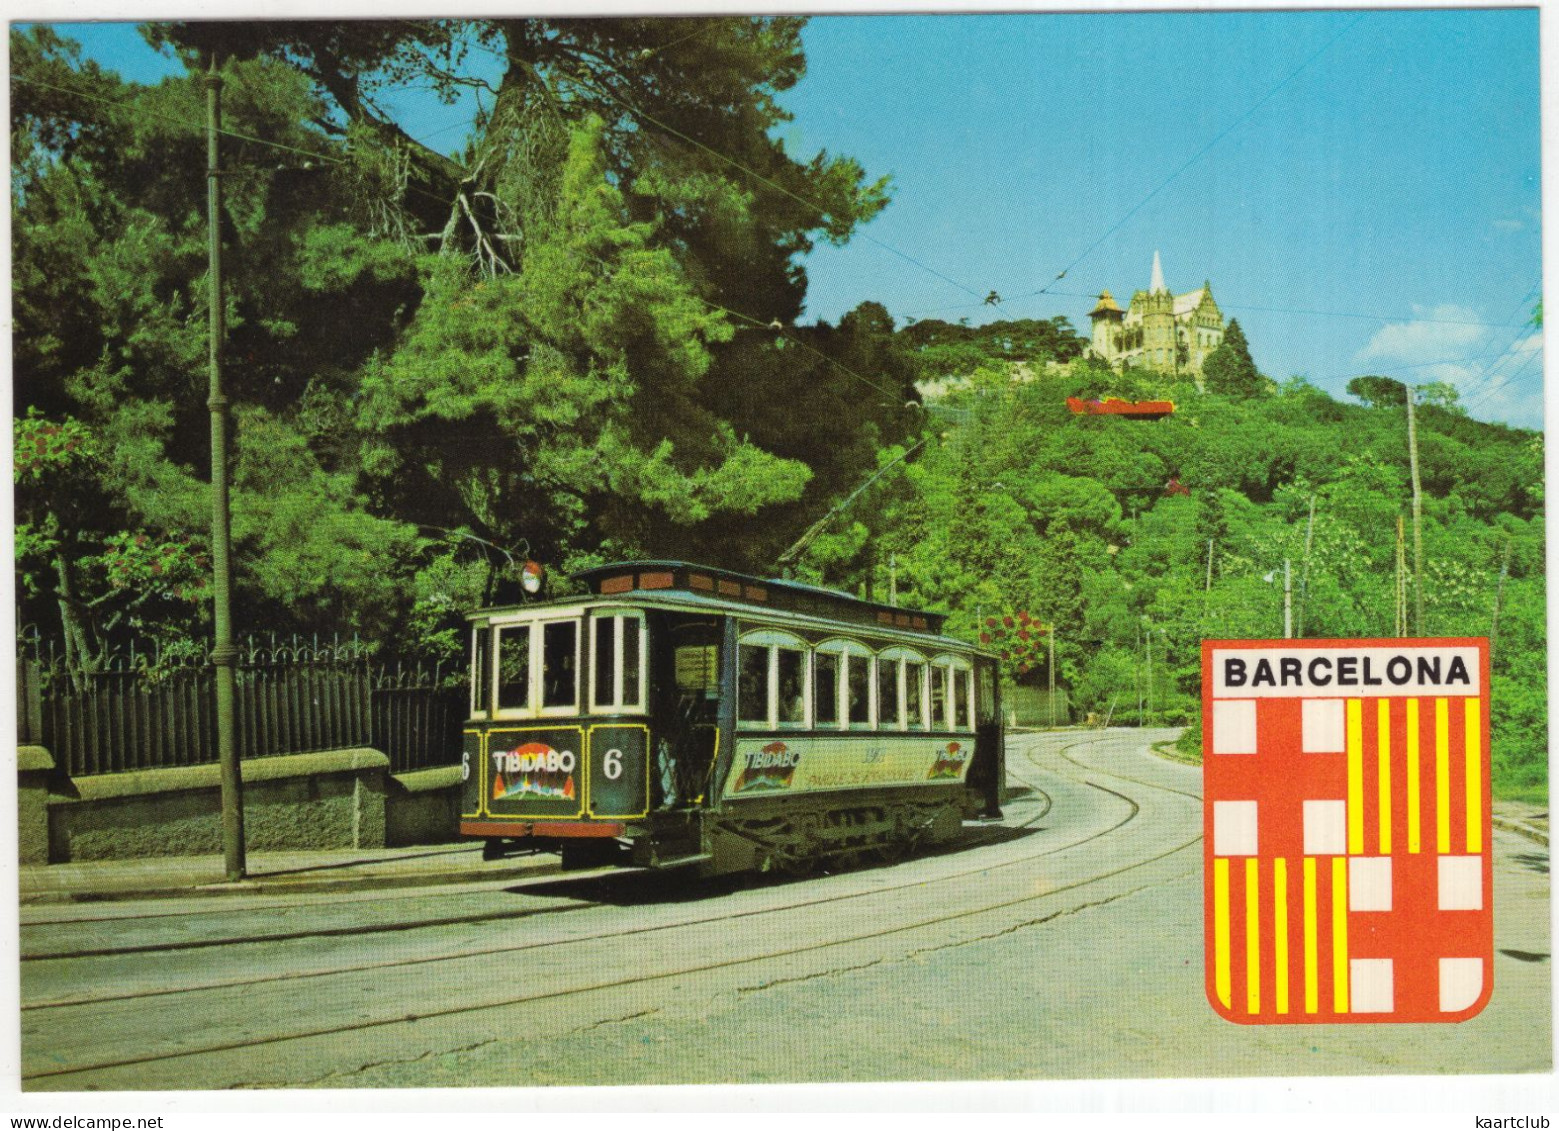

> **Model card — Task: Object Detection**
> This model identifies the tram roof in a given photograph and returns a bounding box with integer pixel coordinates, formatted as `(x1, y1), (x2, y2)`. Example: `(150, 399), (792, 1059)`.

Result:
(474, 560), (954, 639)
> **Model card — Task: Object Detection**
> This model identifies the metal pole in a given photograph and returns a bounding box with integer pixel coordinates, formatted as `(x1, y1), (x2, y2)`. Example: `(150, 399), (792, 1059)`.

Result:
(207, 55), (245, 880)
(1297, 495), (1315, 637)
(1283, 558), (1293, 639)
(1144, 628), (1153, 721)
(1406, 387), (1425, 636)
(1490, 537), (1513, 660)
(1048, 626), (1056, 729)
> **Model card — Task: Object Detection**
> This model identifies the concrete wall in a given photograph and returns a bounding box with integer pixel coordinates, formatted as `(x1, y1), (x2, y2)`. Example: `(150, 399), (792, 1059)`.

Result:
(19, 746), (466, 863)
(386, 764), (464, 847)
(18, 745), (54, 865)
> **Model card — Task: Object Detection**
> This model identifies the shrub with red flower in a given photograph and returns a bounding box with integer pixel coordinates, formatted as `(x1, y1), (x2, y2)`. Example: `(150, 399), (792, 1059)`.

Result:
(980, 609), (1051, 675)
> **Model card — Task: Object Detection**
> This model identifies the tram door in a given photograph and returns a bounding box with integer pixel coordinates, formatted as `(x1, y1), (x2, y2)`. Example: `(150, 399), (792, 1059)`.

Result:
(968, 657), (1004, 818)
(651, 615), (723, 807)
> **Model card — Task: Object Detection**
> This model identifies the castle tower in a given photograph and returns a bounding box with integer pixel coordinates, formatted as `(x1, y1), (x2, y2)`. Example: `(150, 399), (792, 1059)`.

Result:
(1089, 290), (1124, 362)
(1137, 250), (1178, 372)
(1086, 250), (1227, 376)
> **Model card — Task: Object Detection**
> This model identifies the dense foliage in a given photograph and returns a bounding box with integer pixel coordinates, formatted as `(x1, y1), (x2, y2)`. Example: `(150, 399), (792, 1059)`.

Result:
(12, 23), (1545, 801)
(818, 346), (1545, 802)
(12, 21), (905, 667)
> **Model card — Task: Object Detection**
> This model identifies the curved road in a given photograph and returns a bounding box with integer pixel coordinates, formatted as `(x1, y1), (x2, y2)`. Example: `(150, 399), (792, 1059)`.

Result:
(19, 729), (1550, 1088)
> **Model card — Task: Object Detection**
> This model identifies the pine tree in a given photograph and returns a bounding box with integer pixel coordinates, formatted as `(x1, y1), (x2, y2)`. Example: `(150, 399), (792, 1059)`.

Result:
(1202, 318), (1264, 398)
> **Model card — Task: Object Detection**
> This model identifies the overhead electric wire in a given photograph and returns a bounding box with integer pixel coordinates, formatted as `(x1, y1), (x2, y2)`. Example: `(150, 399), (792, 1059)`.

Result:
(1009, 11), (1366, 302)
(445, 23), (996, 307)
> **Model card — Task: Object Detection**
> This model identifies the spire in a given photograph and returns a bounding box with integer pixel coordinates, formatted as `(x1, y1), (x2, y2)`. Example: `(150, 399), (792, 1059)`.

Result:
(1150, 250), (1167, 294)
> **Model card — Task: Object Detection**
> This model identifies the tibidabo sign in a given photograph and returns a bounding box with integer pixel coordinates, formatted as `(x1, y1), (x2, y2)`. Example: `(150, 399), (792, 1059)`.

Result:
(1201, 638), (1492, 1024)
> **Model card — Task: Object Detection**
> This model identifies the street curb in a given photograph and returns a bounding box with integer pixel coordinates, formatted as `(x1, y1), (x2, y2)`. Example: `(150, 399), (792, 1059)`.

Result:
(18, 856), (567, 906)
(1491, 813), (1549, 847)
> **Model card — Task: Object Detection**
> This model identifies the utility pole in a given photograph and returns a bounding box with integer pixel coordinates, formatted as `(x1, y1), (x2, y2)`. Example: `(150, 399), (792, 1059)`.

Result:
(1205, 538), (1214, 592)
(1297, 495), (1316, 637)
(888, 553), (898, 608)
(1047, 624), (1056, 729)
(207, 55), (245, 880)
(1395, 515), (1408, 636)
(1283, 558), (1293, 639)
(1144, 626), (1153, 721)
(1136, 620), (1144, 727)
(1490, 537), (1513, 659)
(1406, 387), (1425, 636)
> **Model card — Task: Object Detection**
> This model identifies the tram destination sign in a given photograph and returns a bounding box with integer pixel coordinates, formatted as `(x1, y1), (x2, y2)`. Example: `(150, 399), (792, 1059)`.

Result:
(1201, 638), (1492, 1025)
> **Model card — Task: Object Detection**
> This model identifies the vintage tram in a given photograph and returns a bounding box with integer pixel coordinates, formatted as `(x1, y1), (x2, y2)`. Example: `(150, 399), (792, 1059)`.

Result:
(459, 561), (1004, 874)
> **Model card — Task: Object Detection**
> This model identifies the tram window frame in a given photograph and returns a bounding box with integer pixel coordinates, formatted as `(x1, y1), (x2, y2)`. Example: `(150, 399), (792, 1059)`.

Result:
(976, 663), (997, 726)
(875, 655), (899, 730)
(589, 610), (647, 714)
(470, 624), (492, 718)
(877, 647), (927, 732)
(539, 619), (581, 714)
(816, 639), (873, 731)
(494, 624), (533, 717)
(490, 615), (583, 720)
(932, 654), (973, 731)
(813, 651), (841, 728)
(737, 629), (811, 730)
(905, 659), (928, 731)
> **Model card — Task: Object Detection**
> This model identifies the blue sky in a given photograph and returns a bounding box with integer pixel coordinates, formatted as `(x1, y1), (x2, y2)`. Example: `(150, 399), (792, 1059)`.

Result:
(38, 10), (1546, 427)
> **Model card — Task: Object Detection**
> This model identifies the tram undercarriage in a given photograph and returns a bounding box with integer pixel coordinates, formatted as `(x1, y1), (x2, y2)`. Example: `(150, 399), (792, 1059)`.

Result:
(481, 784), (986, 876)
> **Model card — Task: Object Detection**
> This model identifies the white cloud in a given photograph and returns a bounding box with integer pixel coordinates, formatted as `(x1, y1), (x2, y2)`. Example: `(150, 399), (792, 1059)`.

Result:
(1492, 218), (1525, 233)
(1355, 304), (1490, 365)
(1451, 330), (1545, 429)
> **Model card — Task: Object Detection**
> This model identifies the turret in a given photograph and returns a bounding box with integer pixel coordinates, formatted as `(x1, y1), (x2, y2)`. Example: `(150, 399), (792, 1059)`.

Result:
(1089, 290), (1124, 361)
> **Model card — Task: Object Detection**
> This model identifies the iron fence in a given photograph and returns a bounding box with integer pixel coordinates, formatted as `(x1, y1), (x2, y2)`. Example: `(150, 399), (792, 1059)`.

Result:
(16, 637), (465, 777)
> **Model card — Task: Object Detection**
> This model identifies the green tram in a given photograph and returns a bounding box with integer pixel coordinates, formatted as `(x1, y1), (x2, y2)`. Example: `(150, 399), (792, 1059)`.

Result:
(460, 561), (1004, 874)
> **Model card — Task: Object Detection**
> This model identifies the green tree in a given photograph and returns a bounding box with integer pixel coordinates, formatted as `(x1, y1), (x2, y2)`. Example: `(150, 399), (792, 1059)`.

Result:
(1202, 318), (1263, 398)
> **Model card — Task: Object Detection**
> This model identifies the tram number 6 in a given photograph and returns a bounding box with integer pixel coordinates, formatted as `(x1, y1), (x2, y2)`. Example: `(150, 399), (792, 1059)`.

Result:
(603, 748), (623, 780)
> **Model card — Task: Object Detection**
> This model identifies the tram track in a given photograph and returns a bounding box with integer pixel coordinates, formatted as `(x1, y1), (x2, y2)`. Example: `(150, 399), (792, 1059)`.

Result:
(23, 731), (1197, 1086)
(22, 744), (1070, 1008)
(20, 738), (1059, 969)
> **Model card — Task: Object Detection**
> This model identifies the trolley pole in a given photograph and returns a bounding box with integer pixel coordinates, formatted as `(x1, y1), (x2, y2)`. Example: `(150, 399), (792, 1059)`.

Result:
(207, 54), (246, 880)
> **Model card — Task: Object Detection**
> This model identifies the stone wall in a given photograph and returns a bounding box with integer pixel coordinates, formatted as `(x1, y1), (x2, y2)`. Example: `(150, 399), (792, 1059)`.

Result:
(19, 747), (466, 863)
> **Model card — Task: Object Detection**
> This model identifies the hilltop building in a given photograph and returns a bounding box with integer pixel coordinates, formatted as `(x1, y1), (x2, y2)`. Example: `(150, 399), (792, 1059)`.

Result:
(1088, 252), (1225, 378)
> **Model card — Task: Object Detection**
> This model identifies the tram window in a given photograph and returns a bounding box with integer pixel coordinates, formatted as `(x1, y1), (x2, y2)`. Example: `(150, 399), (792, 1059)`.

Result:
(592, 614), (646, 711)
(777, 647), (807, 726)
(541, 621), (578, 709)
(948, 667), (963, 731)
(622, 619), (642, 702)
(931, 665), (947, 729)
(592, 617), (614, 708)
(814, 652), (840, 726)
(738, 643), (768, 725)
(496, 626), (531, 711)
(471, 626), (491, 716)
(974, 667), (992, 727)
(877, 657), (900, 730)
(847, 655), (872, 727)
(905, 661), (926, 730)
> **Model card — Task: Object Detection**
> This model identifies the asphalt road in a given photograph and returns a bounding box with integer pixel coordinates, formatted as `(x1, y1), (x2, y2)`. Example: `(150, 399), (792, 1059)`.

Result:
(18, 729), (1551, 1090)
